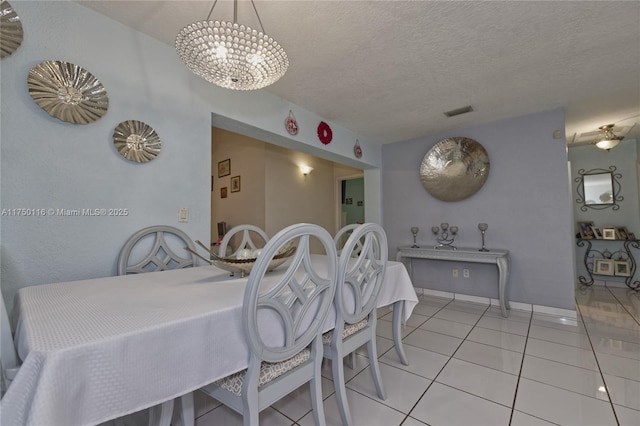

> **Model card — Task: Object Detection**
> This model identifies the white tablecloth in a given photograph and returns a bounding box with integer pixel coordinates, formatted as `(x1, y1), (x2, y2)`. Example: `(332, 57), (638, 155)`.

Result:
(1, 257), (417, 426)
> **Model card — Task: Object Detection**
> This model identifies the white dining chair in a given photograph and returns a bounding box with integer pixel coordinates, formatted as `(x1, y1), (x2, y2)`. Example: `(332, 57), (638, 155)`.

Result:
(117, 225), (197, 426)
(117, 225), (198, 275)
(1, 291), (19, 398)
(218, 224), (269, 258)
(334, 224), (363, 256)
(323, 223), (388, 426)
(200, 223), (338, 426)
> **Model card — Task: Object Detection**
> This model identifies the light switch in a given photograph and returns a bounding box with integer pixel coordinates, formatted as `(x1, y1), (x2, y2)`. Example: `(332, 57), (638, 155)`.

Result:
(178, 207), (189, 223)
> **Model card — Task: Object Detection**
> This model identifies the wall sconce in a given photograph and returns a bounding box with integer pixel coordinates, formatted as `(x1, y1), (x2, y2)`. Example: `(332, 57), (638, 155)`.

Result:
(593, 124), (623, 151)
(299, 165), (313, 176)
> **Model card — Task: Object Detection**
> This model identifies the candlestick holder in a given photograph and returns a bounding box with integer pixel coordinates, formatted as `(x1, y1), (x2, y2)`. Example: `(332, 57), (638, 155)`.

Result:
(432, 223), (458, 249)
(478, 223), (489, 251)
(411, 226), (419, 248)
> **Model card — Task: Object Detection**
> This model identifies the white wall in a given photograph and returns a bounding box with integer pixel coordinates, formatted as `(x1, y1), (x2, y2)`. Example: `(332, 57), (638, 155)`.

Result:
(0, 1), (382, 312)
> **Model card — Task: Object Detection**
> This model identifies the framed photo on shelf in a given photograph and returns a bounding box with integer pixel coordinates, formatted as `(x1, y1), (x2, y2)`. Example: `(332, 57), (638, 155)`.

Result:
(230, 175), (241, 193)
(614, 260), (631, 277)
(218, 159), (230, 178)
(594, 259), (614, 276)
(602, 228), (617, 240)
(591, 227), (603, 239)
(577, 221), (595, 239)
(629, 232), (637, 241)
(615, 227), (630, 240)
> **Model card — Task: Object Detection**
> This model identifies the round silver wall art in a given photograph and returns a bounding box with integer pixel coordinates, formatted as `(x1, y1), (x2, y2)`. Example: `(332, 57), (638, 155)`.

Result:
(0, 0), (23, 59)
(27, 60), (109, 124)
(113, 120), (161, 163)
(419, 137), (490, 201)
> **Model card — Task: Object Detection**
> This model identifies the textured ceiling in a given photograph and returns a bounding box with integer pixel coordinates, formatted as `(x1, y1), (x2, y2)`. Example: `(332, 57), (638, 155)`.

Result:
(76, 0), (640, 146)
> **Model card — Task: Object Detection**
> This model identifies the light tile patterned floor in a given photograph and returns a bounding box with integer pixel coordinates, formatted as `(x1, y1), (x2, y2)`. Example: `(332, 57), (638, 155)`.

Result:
(172, 285), (639, 425)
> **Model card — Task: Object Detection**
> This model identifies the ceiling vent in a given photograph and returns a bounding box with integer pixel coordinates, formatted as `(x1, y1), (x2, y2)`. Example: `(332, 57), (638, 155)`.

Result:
(444, 106), (474, 117)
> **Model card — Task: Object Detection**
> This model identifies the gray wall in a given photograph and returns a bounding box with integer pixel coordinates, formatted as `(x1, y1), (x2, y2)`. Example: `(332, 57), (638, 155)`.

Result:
(382, 108), (576, 310)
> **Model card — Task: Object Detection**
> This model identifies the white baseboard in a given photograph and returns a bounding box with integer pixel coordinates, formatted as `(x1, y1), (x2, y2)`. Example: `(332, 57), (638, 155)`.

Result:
(532, 304), (577, 319)
(417, 288), (577, 318)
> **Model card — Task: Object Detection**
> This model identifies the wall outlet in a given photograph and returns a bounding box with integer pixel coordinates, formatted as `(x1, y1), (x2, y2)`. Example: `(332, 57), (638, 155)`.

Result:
(463, 268), (470, 278)
(452, 269), (459, 278)
(178, 207), (189, 223)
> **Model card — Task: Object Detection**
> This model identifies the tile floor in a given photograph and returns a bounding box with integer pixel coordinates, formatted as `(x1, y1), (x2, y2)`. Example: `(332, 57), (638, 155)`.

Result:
(192, 284), (640, 426)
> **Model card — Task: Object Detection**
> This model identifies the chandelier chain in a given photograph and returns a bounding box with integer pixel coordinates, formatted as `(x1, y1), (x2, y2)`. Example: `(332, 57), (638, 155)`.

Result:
(205, 0), (218, 21)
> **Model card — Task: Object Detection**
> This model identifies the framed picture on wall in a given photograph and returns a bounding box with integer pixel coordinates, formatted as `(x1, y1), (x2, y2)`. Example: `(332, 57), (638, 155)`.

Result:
(594, 259), (614, 276)
(218, 159), (230, 177)
(614, 260), (631, 277)
(602, 228), (617, 240)
(220, 187), (228, 199)
(577, 221), (595, 239)
(230, 176), (241, 193)
(616, 227), (630, 240)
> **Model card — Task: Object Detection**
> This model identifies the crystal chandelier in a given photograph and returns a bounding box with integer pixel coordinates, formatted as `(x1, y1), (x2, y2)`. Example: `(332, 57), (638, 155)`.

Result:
(593, 124), (623, 151)
(176, 0), (288, 91)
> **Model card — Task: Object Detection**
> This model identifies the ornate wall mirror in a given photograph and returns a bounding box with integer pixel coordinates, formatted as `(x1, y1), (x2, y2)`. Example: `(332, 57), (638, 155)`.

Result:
(575, 166), (623, 211)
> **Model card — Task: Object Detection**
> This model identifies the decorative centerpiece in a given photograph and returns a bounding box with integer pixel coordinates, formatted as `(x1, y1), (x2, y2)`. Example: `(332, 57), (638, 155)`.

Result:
(187, 240), (296, 277)
(432, 223), (458, 249)
(478, 223), (489, 251)
(410, 226), (419, 248)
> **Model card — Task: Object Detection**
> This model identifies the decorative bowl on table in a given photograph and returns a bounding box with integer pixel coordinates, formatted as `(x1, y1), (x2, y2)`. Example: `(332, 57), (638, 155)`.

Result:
(189, 240), (296, 277)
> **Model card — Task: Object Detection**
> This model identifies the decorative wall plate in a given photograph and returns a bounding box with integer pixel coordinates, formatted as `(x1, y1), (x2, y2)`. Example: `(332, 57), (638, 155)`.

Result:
(0, 0), (23, 59)
(27, 60), (109, 124)
(354, 139), (362, 158)
(285, 110), (298, 135)
(113, 120), (161, 163)
(420, 137), (490, 201)
(317, 121), (332, 144)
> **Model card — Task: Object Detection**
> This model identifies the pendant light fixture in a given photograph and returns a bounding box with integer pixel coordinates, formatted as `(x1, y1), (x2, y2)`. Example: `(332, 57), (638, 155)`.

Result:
(176, 0), (288, 91)
(593, 124), (623, 151)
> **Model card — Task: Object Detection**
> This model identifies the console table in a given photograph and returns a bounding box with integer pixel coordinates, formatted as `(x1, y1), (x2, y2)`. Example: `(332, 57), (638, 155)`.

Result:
(396, 246), (511, 317)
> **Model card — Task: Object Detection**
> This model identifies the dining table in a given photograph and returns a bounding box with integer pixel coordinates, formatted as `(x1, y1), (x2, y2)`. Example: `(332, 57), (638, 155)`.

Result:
(1, 255), (418, 426)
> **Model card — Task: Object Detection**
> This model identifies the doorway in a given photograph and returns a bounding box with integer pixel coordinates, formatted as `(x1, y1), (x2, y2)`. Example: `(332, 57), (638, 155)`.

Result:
(336, 174), (365, 231)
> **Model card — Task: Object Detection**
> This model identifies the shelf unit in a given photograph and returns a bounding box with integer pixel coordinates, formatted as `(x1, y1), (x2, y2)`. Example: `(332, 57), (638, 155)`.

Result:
(576, 238), (640, 290)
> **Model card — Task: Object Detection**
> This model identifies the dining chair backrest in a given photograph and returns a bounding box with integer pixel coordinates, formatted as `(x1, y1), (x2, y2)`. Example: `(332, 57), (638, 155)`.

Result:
(244, 223), (338, 363)
(334, 224), (361, 256)
(336, 223), (388, 325)
(325, 223), (388, 426)
(1, 291), (19, 396)
(199, 224), (338, 426)
(117, 225), (197, 275)
(219, 224), (269, 258)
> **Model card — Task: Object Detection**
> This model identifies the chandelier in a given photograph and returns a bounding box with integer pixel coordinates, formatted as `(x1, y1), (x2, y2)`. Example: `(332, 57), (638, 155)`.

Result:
(593, 124), (623, 151)
(176, 0), (288, 91)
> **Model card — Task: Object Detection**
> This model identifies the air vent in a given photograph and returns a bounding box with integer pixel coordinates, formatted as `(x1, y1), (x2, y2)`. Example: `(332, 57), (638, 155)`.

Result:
(444, 106), (474, 117)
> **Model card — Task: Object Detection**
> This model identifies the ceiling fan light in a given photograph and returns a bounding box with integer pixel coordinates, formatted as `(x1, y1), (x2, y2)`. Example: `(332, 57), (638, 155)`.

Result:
(593, 124), (623, 151)
(594, 138), (620, 150)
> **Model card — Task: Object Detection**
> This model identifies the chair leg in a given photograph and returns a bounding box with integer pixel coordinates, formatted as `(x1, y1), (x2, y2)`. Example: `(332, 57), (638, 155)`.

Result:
(345, 351), (356, 370)
(148, 400), (174, 426)
(242, 387), (260, 426)
(172, 393), (195, 426)
(310, 358), (327, 426)
(332, 350), (352, 426)
(367, 339), (387, 400)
